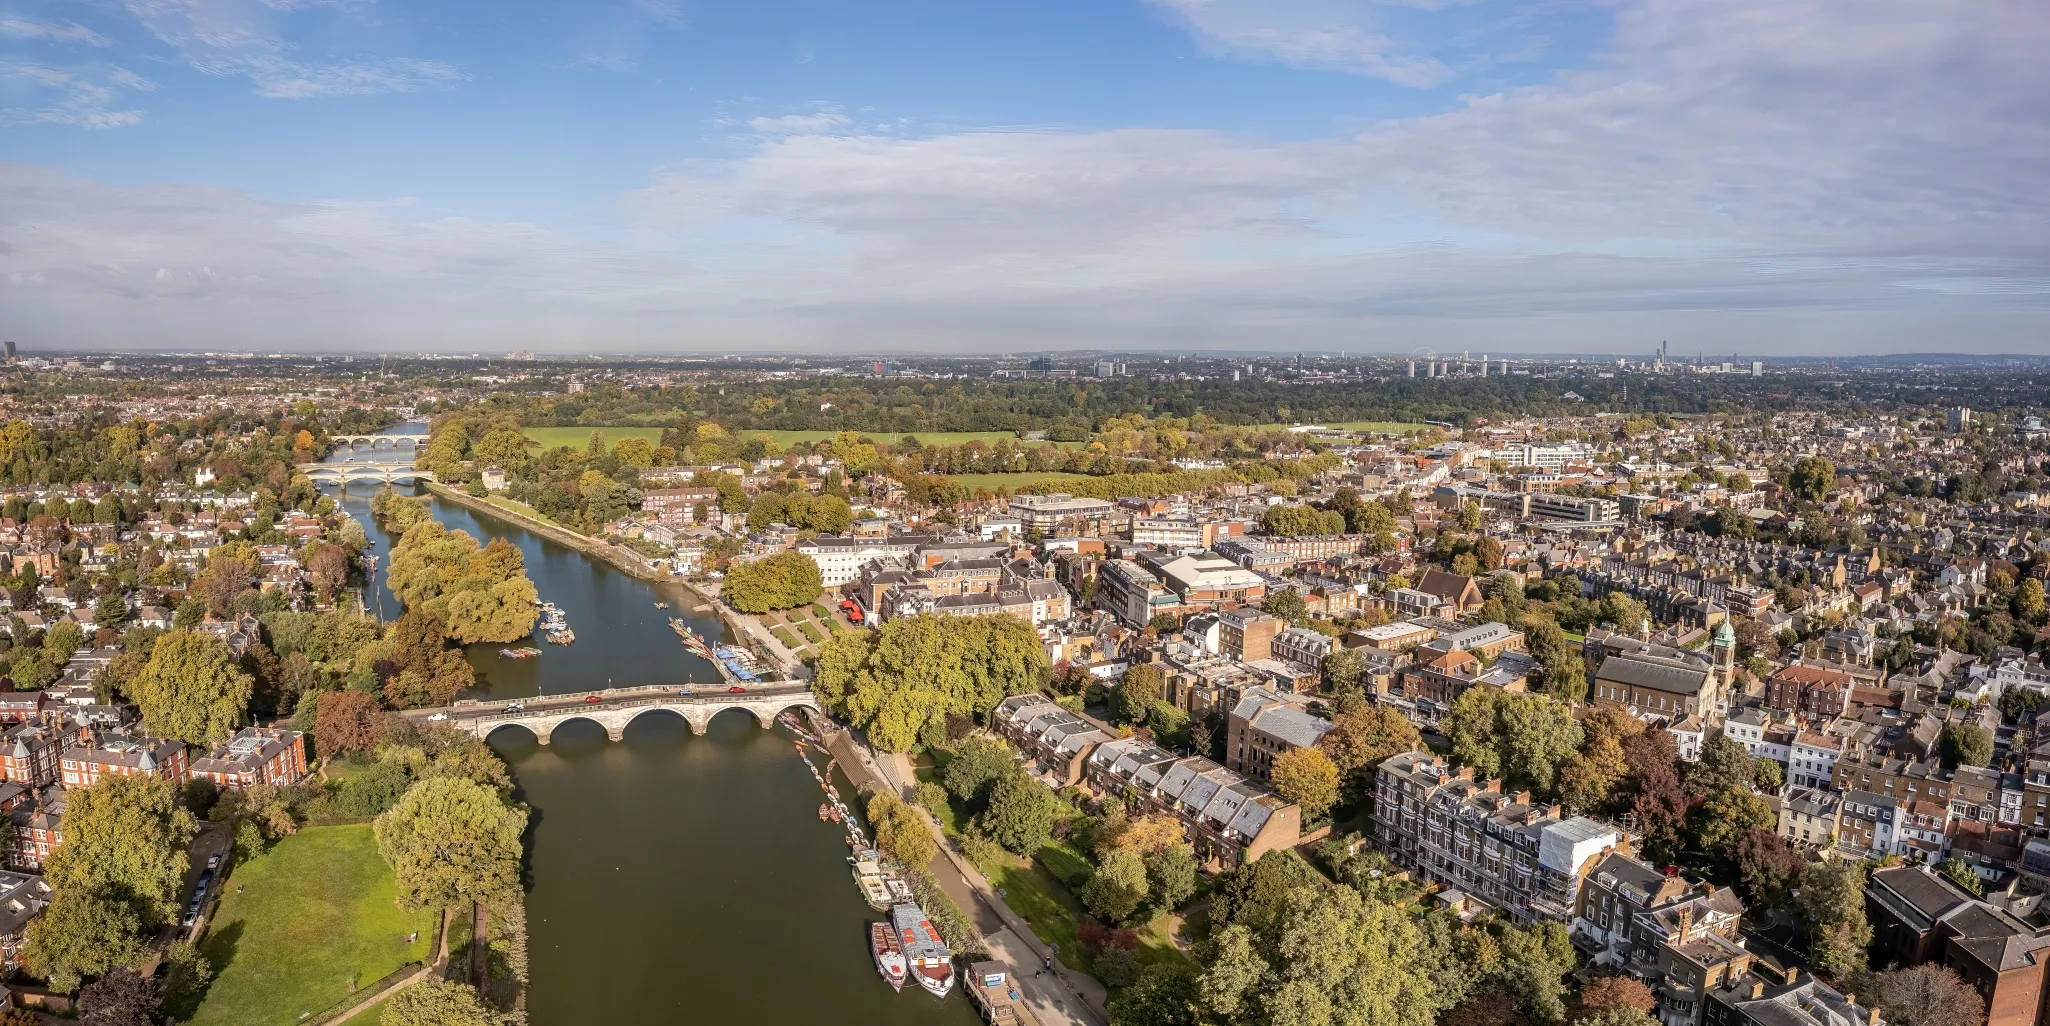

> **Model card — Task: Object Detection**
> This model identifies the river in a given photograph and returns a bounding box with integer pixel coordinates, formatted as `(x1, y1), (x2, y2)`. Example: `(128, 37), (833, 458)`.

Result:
(324, 430), (978, 1026)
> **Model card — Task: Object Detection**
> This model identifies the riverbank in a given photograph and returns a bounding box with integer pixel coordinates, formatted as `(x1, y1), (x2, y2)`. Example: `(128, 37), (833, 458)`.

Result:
(422, 482), (661, 580)
(422, 482), (807, 677)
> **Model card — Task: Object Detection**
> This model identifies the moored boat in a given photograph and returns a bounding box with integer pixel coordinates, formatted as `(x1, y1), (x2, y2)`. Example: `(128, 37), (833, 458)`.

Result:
(891, 902), (955, 999)
(870, 921), (907, 991)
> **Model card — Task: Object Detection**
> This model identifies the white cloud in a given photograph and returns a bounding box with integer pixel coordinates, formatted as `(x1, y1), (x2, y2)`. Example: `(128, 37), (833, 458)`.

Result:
(1146, 0), (1463, 87)
(0, 65), (152, 128)
(0, 18), (111, 45)
(2, 0), (2045, 353)
(119, 0), (465, 99)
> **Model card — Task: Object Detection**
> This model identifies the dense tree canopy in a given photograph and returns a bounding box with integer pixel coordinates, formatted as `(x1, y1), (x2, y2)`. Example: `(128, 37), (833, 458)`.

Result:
(25, 775), (198, 990)
(813, 614), (1049, 751)
(721, 551), (825, 613)
(374, 776), (527, 910)
(127, 630), (252, 748)
(385, 521), (540, 644)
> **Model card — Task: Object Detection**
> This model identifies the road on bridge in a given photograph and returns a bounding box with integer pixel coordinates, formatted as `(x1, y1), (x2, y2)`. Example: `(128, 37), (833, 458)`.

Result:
(404, 683), (816, 725)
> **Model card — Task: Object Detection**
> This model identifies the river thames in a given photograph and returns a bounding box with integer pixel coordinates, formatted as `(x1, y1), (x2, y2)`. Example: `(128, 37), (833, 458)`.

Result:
(328, 432), (977, 1025)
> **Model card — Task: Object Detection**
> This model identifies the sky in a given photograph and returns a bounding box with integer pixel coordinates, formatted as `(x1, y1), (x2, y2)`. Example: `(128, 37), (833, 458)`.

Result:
(1, 0), (2046, 356)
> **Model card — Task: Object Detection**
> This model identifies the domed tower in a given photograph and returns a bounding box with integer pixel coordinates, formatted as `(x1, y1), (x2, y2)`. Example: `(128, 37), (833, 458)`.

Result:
(1711, 614), (1738, 706)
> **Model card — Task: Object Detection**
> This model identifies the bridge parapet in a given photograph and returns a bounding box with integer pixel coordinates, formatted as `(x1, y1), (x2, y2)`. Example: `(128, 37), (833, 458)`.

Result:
(421, 685), (820, 744)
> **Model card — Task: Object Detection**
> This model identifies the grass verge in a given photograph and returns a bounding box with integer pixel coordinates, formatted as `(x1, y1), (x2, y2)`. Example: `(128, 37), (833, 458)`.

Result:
(189, 824), (433, 1026)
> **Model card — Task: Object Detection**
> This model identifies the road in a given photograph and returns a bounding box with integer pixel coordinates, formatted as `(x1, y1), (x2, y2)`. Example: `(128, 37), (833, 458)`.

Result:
(398, 682), (817, 724)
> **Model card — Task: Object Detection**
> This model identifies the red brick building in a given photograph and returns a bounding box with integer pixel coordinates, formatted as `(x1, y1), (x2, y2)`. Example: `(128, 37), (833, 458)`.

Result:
(190, 727), (307, 789)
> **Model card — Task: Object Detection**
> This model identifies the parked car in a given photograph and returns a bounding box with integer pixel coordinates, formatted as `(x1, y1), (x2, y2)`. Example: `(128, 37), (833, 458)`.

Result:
(206, 853), (221, 870)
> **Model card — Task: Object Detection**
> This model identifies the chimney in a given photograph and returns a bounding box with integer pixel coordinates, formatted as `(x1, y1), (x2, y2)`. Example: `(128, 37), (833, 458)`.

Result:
(1676, 903), (1695, 940)
(1750, 980), (1767, 999)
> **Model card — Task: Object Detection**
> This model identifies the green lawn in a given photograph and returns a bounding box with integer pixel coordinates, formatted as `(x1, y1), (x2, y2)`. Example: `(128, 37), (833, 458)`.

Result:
(520, 426), (666, 452)
(986, 851), (1092, 974)
(793, 620), (823, 644)
(942, 471), (1092, 492)
(770, 626), (801, 650)
(190, 825), (434, 1026)
(1246, 421), (1432, 435)
(753, 430), (1028, 447)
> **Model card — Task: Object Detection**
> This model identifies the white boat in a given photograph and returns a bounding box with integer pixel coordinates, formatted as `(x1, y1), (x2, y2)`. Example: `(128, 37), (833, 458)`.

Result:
(870, 921), (907, 992)
(890, 903), (955, 999)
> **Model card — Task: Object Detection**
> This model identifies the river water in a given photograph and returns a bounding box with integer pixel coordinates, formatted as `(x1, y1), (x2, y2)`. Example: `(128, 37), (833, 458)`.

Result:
(324, 431), (978, 1026)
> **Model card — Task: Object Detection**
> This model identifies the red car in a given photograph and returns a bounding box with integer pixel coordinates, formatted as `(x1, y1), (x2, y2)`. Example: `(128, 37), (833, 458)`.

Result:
(584, 695), (603, 704)
(728, 686), (746, 694)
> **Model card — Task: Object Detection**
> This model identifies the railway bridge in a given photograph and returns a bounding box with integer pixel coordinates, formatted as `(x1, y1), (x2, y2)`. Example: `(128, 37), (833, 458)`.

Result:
(404, 683), (820, 743)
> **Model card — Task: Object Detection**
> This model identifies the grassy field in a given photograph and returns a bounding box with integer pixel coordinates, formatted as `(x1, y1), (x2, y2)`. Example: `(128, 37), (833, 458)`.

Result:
(190, 825), (434, 1026)
(520, 426), (666, 452)
(1246, 421), (1432, 435)
(754, 430), (1026, 447)
(942, 471), (1092, 491)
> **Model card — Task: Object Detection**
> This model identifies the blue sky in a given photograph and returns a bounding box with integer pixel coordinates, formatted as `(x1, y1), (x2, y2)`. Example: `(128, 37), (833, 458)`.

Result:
(1, 0), (2045, 353)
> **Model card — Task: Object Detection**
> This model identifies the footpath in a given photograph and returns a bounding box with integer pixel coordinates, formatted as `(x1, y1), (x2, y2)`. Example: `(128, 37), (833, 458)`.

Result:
(829, 734), (1108, 1026)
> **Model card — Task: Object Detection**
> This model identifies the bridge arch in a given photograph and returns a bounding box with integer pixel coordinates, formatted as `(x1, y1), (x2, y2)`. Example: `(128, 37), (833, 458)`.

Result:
(622, 706), (691, 735)
(481, 721), (541, 745)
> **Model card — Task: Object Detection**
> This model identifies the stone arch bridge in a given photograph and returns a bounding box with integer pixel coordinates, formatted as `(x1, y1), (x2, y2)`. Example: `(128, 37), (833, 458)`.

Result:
(405, 683), (820, 744)
(328, 435), (422, 448)
(299, 461), (436, 485)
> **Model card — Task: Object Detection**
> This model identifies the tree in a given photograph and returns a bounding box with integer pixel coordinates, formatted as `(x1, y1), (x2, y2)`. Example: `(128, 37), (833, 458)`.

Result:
(1112, 963), (1200, 1026)
(23, 886), (149, 993)
(1556, 731), (1628, 815)
(1692, 788), (1776, 851)
(1083, 848), (1149, 924)
(1263, 504), (1345, 537)
(1573, 1009), (1659, 1026)
(1521, 616), (1586, 702)
(1446, 689), (1584, 796)
(1118, 663), (1168, 724)
(812, 614), (1049, 752)
(307, 543), (351, 604)
(1940, 723), (1993, 768)
(1734, 829), (1804, 911)
(92, 593), (130, 632)
(2014, 578), (2046, 621)
(1798, 861), (1871, 983)
(1787, 456), (1836, 502)
(315, 689), (386, 760)
(127, 630), (252, 749)
(1271, 746), (1341, 821)
(1938, 857), (1984, 896)
(383, 979), (507, 1026)
(979, 770), (1060, 855)
(1571, 977), (1657, 1021)
(1146, 844), (1199, 910)
(866, 790), (938, 870)
(1258, 885), (1440, 1026)
(385, 523), (538, 643)
(1459, 499), (1485, 531)
(1870, 964), (1985, 1026)
(941, 736), (1017, 805)
(1622, 731), (1696, 865)
(1262, 588), (1308, 627)
(1598, 593), (1649, 632)
(722, 551), (824, 613)
(374, 776), (527, 910)
(78, 967), (163, 1026)
(43, 774), (197, 927)
(1689, 736), (1759, 796)
(1319, 704), (1419, 804)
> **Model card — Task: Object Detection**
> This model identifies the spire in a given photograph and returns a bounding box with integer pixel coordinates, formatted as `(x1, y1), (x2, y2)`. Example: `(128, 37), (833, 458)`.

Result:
(1712, 618), (1736, 649)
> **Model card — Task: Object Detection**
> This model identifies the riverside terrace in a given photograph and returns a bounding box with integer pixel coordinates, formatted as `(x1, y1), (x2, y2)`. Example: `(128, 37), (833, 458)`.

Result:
(398, 684), (821, 743)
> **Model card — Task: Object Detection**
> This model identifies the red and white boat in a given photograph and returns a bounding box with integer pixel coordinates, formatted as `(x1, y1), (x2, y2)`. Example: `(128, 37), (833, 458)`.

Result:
(891, 902), (955, 999)
(870, 921), (907, 991)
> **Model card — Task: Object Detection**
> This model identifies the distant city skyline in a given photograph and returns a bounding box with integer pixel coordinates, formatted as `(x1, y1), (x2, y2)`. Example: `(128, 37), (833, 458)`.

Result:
(2, 0), (2045, 353)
